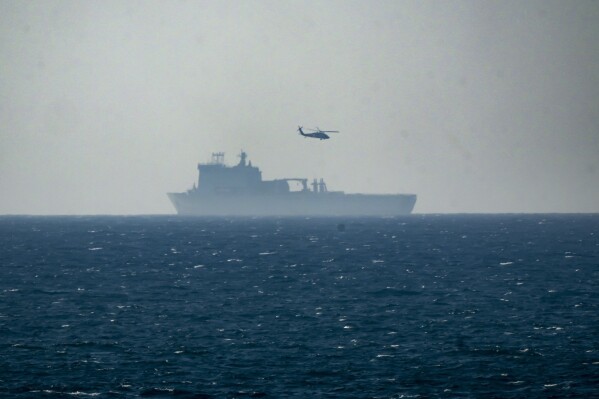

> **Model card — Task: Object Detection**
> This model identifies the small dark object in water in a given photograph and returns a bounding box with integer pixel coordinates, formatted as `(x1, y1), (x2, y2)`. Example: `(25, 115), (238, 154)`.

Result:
(337, 223), (346, 232)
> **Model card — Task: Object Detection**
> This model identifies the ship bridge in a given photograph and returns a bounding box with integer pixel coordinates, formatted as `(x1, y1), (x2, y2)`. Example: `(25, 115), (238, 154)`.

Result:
(196, 151), (262, 194)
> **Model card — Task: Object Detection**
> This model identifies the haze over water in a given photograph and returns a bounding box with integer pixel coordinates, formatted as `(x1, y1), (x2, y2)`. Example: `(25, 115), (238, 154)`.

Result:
(1, 1), (598, 214)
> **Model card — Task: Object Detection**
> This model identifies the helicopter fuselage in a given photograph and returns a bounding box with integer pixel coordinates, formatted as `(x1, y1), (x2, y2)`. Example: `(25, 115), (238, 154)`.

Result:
(301, 132), (330, 140)
(297, 127), (333, 140)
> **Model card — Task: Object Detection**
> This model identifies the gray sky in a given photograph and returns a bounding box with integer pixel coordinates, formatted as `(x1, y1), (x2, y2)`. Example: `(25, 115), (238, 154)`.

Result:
(1, 0), (598, 214)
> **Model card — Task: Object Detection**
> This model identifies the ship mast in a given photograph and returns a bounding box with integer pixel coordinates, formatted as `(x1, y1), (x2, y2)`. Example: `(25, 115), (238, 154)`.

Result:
(238, 151), (247, 166)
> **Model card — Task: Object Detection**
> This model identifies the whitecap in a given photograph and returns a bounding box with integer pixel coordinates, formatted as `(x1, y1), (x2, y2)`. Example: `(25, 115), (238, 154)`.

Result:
(548, 326), (563, 330)
(67, 392), (101, 397)
(499, 261), (513, 266)
(88, 247), (102, 251)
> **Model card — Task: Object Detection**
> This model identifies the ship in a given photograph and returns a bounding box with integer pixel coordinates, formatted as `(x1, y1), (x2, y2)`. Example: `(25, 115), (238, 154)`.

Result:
(167, 151), (416, 216)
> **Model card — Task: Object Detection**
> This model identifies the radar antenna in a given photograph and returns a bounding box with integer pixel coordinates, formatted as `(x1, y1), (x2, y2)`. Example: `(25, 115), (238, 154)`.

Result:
(211, 152), (225, 165)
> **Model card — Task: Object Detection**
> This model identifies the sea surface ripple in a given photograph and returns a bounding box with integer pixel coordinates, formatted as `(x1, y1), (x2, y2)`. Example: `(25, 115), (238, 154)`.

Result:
(1, 214), (598, 398)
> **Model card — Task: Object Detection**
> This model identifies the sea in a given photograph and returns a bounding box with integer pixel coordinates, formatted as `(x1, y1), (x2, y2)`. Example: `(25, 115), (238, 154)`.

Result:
(0, 214), (597, 398)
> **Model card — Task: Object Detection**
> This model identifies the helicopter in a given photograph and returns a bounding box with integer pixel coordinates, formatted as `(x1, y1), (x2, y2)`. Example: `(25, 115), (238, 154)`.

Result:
(297, 126), (339, 140)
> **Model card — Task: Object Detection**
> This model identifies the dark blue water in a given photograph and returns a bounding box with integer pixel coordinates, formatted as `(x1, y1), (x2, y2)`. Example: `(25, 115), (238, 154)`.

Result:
(1, 215), (598, 398)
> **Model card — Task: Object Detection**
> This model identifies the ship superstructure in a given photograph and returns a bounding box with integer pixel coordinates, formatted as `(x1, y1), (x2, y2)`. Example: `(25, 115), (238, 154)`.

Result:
(168, 152), (416, 216)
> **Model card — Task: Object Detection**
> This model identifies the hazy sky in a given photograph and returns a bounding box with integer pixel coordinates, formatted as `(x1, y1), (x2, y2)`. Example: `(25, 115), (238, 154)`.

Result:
(1, 0), (598, 214)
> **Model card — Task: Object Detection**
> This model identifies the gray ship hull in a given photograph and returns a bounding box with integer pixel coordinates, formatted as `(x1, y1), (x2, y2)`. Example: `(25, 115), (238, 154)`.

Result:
(168, 191), (417, 216)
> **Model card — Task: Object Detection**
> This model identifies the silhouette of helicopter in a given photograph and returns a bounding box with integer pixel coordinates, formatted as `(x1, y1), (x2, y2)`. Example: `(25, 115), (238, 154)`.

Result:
(297, 126), (340, 140)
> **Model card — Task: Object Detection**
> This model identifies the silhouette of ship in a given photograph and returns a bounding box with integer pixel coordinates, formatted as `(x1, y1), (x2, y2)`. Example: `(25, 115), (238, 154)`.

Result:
(167, 152), (416, 216)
